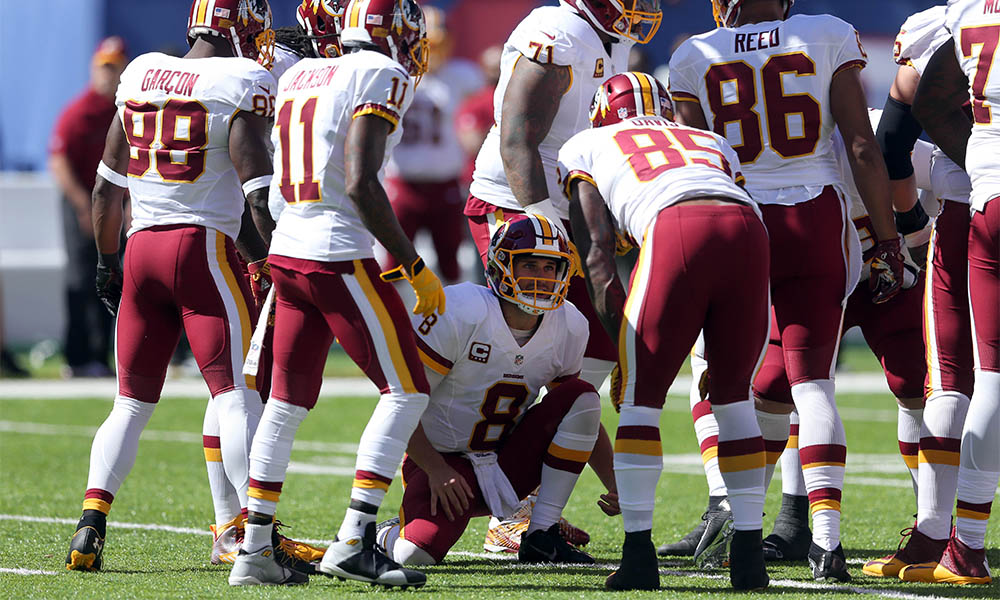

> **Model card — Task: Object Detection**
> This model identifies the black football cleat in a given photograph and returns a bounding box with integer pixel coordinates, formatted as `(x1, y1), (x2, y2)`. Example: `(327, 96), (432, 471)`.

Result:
(729, 529), (769, 590)
(808, 542), (851, 582)
(318, 523), (425, 589)
(66, 525), (105, 571)
(693, 497), (733, 563)
(606, 530), (660, 591)
(518, 523), (594, 564)
(657, 495), (727, 557)
(763, 493), (812, 561)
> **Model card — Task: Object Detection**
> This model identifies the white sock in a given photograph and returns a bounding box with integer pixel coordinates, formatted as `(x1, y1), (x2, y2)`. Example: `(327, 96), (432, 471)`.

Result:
(243, 520), (273, 553)
(529, 391), (601, 534)
(714, 400), (765, 531)
(86, 395), (157, 496)
(917, 391), (969, 540)
(615, 405), (663, 533)
(393, 538), (437, 565)
(897, 405), (923, 499)
(203, 397), (241, 526)
(780, 411), (807, 496)
(792, 379), (846, 552)
(756, 409), (790, 492)
(247, 399), (308, 516)
(954, 371), (1000, 549)
(214, 388), (263, 509)
(689, 342), (728, 497)
(340, 392), (429, 540)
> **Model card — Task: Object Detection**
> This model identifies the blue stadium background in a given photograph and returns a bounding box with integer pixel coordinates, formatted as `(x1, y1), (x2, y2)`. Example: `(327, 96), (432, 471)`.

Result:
(0, 0), (940, 172)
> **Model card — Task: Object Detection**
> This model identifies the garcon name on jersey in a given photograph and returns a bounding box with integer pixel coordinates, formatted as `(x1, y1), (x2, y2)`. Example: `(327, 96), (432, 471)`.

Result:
(987, 0), (1000, 14)
(141, 69), (199, 96)
(735, 27), (780, 53)
(283, 65), (339, 92)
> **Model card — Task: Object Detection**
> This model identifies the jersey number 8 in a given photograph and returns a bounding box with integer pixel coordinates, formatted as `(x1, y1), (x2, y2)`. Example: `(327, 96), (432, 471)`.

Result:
(468, 382), (530, 451)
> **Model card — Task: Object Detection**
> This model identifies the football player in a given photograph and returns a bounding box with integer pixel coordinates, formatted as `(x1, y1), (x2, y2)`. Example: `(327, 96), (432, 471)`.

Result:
(861, 6), (978, 580)
(67, 0), (286, 572)
(562, 72), (771, 591)
(381, 6), (484, 284)
(374, 214), (613, 566)
(900, 0), (1000, 585)
(465, 0), (661, 389)
(231, 0), (442, 589)
(668, 0), (904, 581)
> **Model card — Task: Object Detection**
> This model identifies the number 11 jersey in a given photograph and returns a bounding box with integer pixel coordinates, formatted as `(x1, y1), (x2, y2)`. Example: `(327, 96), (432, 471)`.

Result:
(668, 14), (868, 204)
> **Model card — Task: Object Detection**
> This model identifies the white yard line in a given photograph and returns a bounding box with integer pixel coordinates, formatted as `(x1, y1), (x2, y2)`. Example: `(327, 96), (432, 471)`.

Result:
(0, 514), (967, 598)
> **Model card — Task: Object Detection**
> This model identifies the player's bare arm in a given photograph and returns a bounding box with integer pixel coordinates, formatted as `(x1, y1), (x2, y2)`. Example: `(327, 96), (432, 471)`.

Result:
(673, 99), (710, 130)
(500, 57), (572, 209)
(589, 424), (620, 515)
(230, 110), (273, 258)
(345, 114), (419, 268)
(567, 179), (625, 342)
(912, 39), (971, 170)
(91, 116), (129, 316)
(405, 423), (475, 522)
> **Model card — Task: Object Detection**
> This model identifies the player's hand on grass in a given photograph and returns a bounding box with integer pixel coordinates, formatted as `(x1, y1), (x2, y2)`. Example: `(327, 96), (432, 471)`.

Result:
(427, 464), (475, 522)
(598, 491), (620, 517)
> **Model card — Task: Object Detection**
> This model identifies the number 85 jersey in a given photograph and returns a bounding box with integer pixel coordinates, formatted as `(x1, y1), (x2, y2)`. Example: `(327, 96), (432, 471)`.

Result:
(668, 14), (867, 203)
(411, 283), (588, 454)
(115, 53), (276, 239)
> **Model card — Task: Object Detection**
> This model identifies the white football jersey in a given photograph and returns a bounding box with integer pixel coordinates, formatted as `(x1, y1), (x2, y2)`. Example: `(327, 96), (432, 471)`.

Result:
(469, 3), (632, 218)
(268, 50), (414, 262)
(413, 283), (588, 454)
(668, 14), (868, 205)
(557, 116), (754, 245)
(270, 43), (304, 84)
(946, 0), (1000, 212)
(115, 53), (276, 239)
(894, 5), (951, 75)
(387, 59), (484, 181)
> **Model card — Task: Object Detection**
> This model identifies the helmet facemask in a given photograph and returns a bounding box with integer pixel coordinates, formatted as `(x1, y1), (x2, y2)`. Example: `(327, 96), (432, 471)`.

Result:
(613, 0), (662, 44)
(486, 216), (573, 316)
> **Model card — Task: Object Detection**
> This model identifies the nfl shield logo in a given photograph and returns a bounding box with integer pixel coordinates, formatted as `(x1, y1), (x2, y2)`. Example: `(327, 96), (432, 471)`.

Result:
(514, 354), (524, 366)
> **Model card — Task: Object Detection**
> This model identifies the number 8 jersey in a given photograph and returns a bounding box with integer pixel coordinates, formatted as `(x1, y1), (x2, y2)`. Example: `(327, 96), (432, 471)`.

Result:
(115, 53), (276, 239)
(412, 283), (588, 454)
(668, 14), (867, 204)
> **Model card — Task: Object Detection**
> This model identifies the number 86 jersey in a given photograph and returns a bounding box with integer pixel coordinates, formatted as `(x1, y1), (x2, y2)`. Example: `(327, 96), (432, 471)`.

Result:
(115, 53), (276, 239)
(668, 14), (868, 203)
(411, 283), (588, 454)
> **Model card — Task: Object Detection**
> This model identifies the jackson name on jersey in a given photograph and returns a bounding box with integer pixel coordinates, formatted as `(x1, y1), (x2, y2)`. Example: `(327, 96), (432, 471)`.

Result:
(115, 52), (276, 239)
(267, 50), (415, 262)
(469, 3), (632, 218)
(412, 283), (588, 454)
(668, 14), (868, 203)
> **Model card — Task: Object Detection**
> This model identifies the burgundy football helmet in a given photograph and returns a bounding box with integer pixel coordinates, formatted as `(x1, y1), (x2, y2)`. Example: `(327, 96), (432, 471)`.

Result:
(188, 0), (275, 67)
(590, 71), (672, 127)
(711, 0), (794, 27)
(297, 0), (344, 58)
(563, 0), (662, 44)
(339, 0), (429, 84)
(486, 215), (573, 315)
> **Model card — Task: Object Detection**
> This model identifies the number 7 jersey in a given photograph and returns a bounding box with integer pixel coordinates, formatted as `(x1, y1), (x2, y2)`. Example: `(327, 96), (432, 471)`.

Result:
(668, 14), (868, 202)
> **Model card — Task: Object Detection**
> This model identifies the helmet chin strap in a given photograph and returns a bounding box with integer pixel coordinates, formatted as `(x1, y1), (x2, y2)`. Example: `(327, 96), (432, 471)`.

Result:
(229, 26), (245, 58)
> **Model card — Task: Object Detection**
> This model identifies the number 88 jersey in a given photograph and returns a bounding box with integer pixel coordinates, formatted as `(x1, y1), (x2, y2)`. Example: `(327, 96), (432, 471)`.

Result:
(115, 53), (276, 239)
(668, 14), (867, 204)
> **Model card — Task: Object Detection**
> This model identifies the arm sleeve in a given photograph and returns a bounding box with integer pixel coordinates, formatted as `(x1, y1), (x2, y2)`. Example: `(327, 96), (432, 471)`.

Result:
(876, 95), (924, 180)
(352, 65), (413, 133)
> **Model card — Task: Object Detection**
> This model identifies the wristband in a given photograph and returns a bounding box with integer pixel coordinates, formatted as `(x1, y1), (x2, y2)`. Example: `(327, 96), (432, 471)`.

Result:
(894, 201), (929, 235)
(97, 161), (128, 188)
(98, 252), (121, 270)
(242, 175), (273, 196)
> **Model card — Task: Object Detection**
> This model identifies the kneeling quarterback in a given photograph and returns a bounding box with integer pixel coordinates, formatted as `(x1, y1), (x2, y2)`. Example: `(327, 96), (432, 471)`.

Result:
(376, 214), (616, 566)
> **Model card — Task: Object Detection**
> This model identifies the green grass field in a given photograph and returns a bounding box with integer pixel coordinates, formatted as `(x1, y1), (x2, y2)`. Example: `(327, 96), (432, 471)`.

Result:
(1, 376), (997, 599)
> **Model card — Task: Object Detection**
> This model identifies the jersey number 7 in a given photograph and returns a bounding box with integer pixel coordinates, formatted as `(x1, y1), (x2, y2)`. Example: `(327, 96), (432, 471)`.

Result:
(960, 24), (1000, 126)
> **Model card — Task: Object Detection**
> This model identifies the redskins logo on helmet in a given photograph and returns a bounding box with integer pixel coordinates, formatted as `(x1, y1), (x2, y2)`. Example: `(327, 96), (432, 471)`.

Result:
(340, 0), (429, 84)
(563, 0), (662, 45)
(297, 0), (345, 58)
(711, 0), (794, 28)
(590, 71), (672, 128)
(486, 215), (573, 315)
(188, 0), (275, 68)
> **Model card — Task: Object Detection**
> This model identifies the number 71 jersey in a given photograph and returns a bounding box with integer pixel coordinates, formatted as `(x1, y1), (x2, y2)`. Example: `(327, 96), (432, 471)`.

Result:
(411, 283), (588, 454)
(668, 14), (868, 199)
(115, 53), (276, 239)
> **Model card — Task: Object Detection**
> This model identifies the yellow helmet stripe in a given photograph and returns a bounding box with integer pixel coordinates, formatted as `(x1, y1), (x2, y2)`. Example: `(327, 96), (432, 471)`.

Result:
(196, 0), (211, 25)
(348, 0), (365, 28)
(637, 72), (654, 116)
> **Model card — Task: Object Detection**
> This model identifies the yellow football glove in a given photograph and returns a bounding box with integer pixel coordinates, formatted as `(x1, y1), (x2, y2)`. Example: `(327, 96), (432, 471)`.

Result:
(380, 257), (446, 318)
